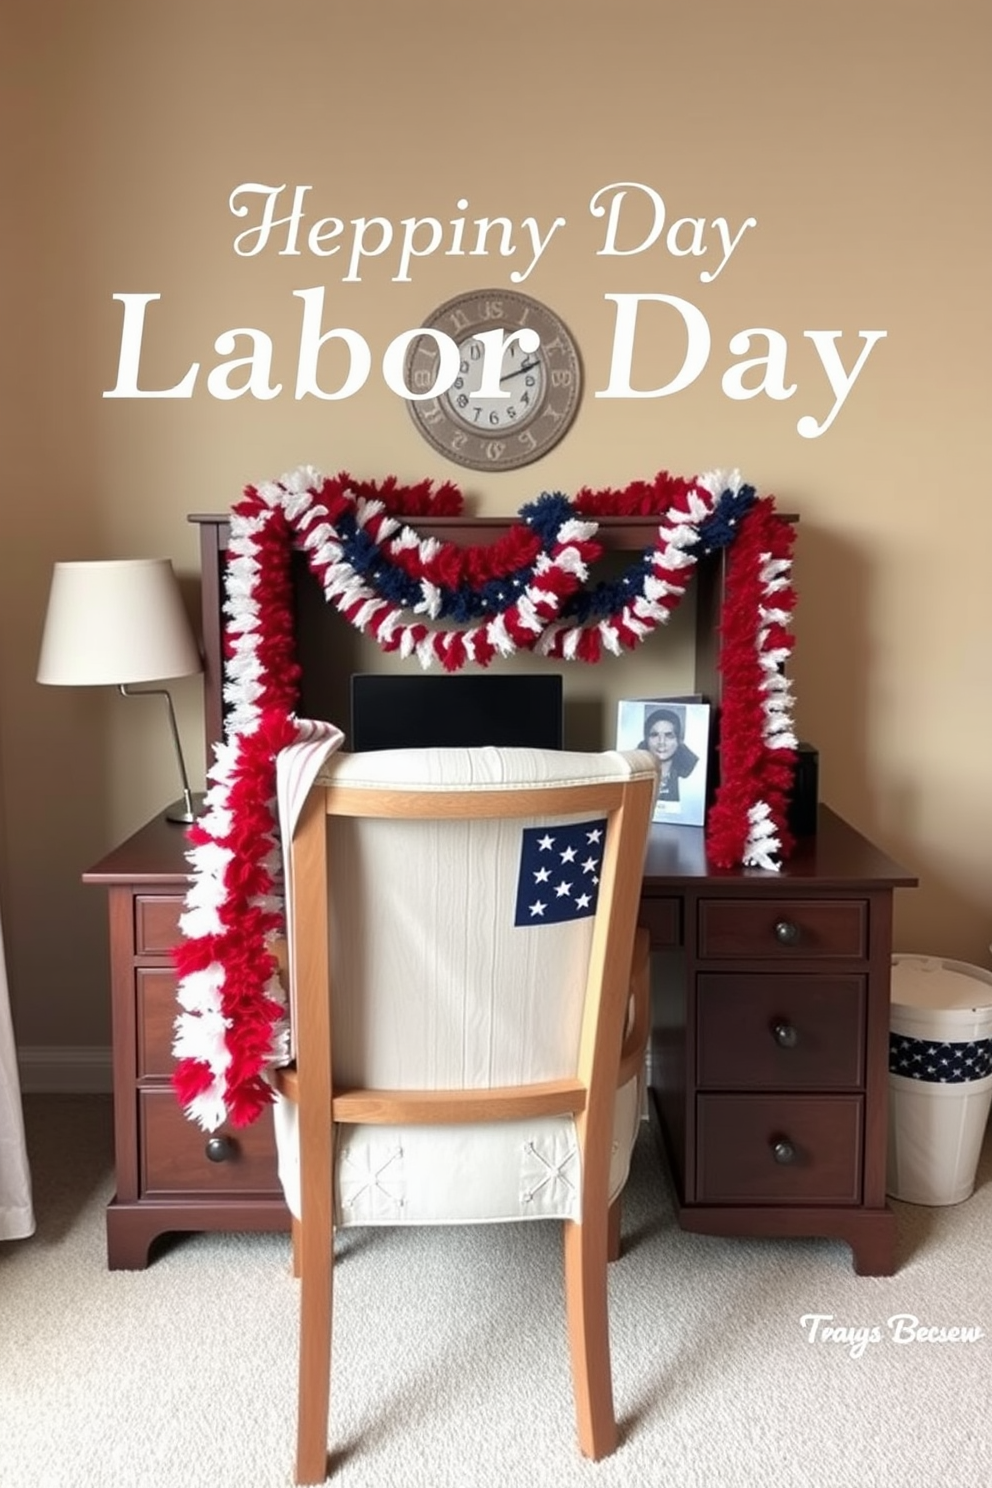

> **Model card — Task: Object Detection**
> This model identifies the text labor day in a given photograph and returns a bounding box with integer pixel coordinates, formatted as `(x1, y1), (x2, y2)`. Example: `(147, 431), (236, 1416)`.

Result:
(104, 180), (886, 439)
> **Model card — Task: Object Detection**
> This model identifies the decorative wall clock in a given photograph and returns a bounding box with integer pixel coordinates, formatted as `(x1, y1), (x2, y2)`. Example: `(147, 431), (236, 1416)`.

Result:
(404, 289), (582, 472)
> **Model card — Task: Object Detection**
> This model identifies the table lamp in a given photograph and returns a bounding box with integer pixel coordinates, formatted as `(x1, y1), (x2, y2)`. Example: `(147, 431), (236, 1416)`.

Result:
(37, 558), (204, 824)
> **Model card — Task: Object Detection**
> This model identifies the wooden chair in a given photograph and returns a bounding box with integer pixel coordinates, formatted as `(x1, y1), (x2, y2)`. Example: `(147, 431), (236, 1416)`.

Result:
(270, 745), (657, 1484)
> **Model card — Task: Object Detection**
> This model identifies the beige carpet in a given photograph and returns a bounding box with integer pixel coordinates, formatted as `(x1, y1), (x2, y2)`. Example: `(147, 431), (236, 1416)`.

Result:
(2, 1095), (991, 1488)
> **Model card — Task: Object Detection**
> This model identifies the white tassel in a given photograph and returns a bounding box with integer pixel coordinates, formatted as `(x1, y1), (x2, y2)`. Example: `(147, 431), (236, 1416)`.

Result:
(374, 608), (401, 644)
(562, 626), (582, 661)
(642, 576), (684, 604)
(179, 903), (225, 940)
(660, 526), (700, 555)
(311, 542), (343, 570)
(388, 527), (420, 552)
(173, 1010), (231, 1064)
(174, 964), (226, 1014)
(184, 839), (233, 880)
(599, 621), (622, 655)
(282, 487), (321, 524)
(415, 634), (438, 668)
(685, 486), (715, 523)
(355, 497), (385, 527)
(375, 515), (400, 542)
(515, 594), (546, 634)
(536, 624), (561, 657)
(185, 1085), (231, 1135)
(554, 547), (590, 579)
(741, 802), (783, 871)
(557, 518), (599, 545)
(619, 607), (650, 640)
(354, 597), (386, 629)
(698, 466), (742, 498)
(486, 612), (515, 657)
(417, 580), (442, 619)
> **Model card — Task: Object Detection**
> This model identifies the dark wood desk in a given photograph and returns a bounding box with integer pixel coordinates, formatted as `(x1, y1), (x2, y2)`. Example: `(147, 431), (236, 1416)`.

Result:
(84, 814), (289, 1270)
(641, 805), (916, 1275)
(85, 803), (914, 1272)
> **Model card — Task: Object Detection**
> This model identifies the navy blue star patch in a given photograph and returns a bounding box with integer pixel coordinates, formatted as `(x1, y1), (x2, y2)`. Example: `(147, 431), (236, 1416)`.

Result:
(513, 818), (607, 927)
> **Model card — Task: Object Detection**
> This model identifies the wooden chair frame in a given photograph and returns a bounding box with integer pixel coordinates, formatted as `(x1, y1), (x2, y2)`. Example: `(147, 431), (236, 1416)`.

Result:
(276, 771), (655, 1484)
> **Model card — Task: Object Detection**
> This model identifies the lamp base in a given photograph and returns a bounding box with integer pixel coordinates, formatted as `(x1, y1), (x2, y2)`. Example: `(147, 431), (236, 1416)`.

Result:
(164, 792), (206, 825)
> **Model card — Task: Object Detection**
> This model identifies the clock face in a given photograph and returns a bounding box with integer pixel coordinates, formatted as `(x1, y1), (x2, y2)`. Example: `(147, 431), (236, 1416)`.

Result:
(405, 290), (581, 472)
(445, 331), (546, 433)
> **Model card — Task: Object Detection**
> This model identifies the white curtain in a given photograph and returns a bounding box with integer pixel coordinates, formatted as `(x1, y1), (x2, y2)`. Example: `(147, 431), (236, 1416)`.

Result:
(0, 904), (33, 1240)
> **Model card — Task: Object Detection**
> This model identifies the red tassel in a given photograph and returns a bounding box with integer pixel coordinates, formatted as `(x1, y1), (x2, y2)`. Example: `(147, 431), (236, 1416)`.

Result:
(172, 1057), (216, 1104)
(472, 630), (495, 667)
(575, 628), (602, 663)
(441, 632), (466, 672)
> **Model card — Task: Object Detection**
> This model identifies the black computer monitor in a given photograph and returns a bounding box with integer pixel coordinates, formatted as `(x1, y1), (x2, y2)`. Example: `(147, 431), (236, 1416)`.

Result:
(350, 672), (564, 752)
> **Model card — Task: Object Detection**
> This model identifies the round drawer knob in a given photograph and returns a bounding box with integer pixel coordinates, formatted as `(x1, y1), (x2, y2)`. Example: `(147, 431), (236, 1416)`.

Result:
(771, 1137), (798, 1165)
(205, 1135), (235, 1164)
(774, 919), (801, 946)
(772, 1020), (799, 1049)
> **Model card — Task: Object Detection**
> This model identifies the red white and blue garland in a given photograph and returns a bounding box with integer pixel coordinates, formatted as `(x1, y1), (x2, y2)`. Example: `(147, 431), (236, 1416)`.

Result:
(172, 464), (797, 1131)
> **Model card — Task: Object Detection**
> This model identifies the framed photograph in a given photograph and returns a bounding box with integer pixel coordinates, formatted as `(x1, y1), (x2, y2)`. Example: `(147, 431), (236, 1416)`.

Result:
(616, 696), (711, 827)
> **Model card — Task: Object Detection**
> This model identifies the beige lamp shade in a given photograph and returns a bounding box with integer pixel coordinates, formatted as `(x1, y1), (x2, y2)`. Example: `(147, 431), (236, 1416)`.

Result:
(37, 559), (201, 686)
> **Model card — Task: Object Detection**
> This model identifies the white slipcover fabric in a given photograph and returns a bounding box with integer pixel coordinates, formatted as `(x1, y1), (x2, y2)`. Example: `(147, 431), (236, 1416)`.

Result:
(274, 742), (655, 1228)
(0, 904), (34, 1241)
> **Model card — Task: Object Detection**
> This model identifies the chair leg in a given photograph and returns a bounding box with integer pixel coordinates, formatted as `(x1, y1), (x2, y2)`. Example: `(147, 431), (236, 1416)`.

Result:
(291, 1214), (302, 1279)
(296, 1218), (332, 1485)
(563, 1217), (617, 1460)
(295, 1122), (334, 1485)
(607, 1196), (622, 1263)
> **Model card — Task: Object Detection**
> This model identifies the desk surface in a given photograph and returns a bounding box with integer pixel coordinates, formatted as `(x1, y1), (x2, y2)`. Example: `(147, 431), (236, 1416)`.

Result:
(642, 803), (916, 891)
(84, 802), (916, 892)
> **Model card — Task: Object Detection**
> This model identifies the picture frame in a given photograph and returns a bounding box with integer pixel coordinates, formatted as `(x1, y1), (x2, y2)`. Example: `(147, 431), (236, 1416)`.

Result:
(616, 695), (711, 827)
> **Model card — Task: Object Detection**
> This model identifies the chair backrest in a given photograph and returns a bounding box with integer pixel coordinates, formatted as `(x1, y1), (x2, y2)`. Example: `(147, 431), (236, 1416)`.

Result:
(289, 746), (657, 1132)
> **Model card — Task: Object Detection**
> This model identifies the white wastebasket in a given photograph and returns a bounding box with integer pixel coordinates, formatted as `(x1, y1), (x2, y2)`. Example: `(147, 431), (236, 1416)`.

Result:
(887, 955), (992, 1205)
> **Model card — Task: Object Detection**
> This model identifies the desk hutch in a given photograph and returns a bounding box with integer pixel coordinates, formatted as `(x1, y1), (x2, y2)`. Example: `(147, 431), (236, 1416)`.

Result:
(84, 512), (915, 1273)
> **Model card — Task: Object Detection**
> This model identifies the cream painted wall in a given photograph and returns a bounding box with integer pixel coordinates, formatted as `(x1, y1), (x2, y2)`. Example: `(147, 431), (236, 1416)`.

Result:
(1, 0), (990, 1050)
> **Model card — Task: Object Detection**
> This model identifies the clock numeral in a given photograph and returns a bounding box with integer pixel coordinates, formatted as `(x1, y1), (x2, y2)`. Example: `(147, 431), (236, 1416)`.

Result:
(410, 291), (580, 471)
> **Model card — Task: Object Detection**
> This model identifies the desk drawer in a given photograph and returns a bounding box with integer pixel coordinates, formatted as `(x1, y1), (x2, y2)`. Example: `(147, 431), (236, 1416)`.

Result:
(697, 899), (867, 961)
(638, 896), (682, 949)
(135, 895), (185, 954)
(696, 974), (865, 1089)
(696, 1094), (862, 1203)
(137, 969), (180, 1077)
(141, 1090), (282, 1196)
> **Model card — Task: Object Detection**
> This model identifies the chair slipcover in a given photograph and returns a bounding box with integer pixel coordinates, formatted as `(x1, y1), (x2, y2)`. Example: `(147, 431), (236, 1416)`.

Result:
(273, 745), (655, 1227)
